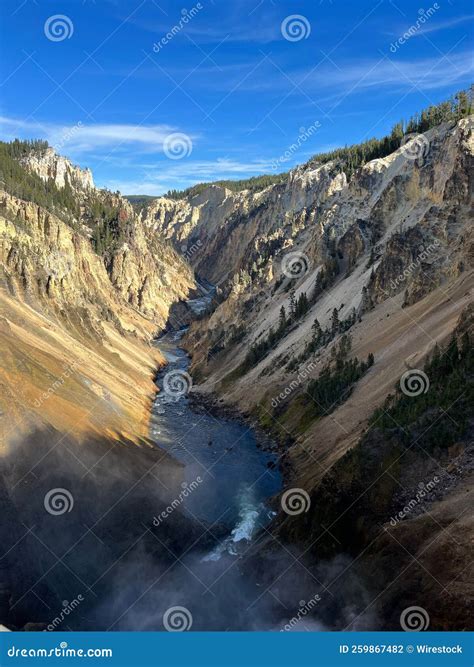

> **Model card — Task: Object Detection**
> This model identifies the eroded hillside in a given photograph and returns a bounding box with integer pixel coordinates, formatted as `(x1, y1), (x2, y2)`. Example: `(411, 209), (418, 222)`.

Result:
(0, 101), (472, 631)
(0, 145), (195, 445)
(146, 116), (473, 475)
(136, 114), (473, 629)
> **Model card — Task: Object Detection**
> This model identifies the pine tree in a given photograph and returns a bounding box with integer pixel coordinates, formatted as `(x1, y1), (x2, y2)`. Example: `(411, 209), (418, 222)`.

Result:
(296, 292), (309, 318)
(311, 317), (322, 339)
(278, 305), (287, 334)
(289, 289), (296, 320)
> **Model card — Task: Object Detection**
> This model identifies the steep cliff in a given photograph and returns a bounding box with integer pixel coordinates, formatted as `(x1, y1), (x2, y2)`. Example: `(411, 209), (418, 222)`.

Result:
(0, 143), (197, 444)
(161, 117), (473, 438)
(21, 146), (94, 192)
(0, 145), (201, 630)
(137, 116), (473, 629)
(140, 163), (345, 286)
(20, 147), (196, 324)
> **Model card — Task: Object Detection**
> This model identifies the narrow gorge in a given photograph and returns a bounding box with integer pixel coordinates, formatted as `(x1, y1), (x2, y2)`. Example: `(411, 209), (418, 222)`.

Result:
(0, 98), (473, 632)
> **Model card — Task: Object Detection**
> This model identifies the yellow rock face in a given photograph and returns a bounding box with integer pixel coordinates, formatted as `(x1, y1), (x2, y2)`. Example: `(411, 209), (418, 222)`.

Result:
(0, 190), (192, 450)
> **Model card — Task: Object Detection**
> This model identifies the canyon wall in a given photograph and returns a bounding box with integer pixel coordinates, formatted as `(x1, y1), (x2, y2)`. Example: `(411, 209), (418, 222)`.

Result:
(0, 148), (200, 629)
(139, 116), (474, 629)
(0, 149), (197, 444)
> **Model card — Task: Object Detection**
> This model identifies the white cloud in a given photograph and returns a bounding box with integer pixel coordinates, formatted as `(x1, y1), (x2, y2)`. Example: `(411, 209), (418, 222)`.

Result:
(222, 50), (474, 96)
(0, 116), (196, 155)
(131, 10), (280, 45)
(397, 14), (474, 37)
(101, 158), (282, 195)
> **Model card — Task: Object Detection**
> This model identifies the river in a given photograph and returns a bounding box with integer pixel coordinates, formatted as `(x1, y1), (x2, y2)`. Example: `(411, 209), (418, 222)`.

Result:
(151, 328), (282, 561)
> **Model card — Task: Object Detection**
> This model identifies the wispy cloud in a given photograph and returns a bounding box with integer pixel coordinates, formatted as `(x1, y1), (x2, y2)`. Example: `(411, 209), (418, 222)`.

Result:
(131, 7), (281, 45)
(390, 14), (474, 38)
(0, 116), (196, 155)
(228, 50), (474, 96)
(103, 157), (281, 195)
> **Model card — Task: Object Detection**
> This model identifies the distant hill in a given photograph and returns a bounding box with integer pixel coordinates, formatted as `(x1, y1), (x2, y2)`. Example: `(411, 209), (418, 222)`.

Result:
(125, 194), (158, 208)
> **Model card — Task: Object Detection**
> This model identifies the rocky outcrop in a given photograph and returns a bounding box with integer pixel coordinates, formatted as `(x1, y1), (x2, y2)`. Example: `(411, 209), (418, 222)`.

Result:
(107, 227), (194, 324)
(21, 147), (94, 192)
(167, 118), (472, 404)
(0, 192), (149, 442)
(19, 148), (197, 325)
(140, 163), (344, 284)
(0, 183), (195, 444)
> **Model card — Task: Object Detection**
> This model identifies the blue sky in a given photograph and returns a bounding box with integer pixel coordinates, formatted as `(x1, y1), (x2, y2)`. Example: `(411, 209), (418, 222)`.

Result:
(0, 0), (472, 194)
